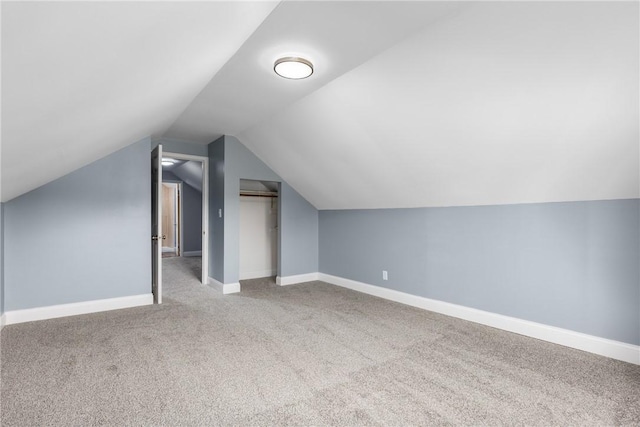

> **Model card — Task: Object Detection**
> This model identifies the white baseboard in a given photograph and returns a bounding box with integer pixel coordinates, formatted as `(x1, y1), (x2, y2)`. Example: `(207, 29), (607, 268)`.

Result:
(240, 269), (276, 280)
(183, 251), (202, 257)
(4, 294), (154, 326)
(0, 313), (6, 329)
(276, 272), (319, 286)
(208, 277), (241, 294)
(162, 247), (176, 253)
(318, 273), (640, 365)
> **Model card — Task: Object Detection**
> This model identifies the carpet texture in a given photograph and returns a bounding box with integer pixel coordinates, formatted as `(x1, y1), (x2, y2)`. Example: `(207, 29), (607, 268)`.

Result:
(1, 256), (639, 426)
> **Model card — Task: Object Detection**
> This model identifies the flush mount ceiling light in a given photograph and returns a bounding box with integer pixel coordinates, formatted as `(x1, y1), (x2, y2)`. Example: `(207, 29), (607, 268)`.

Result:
(274, 56), (313, 79)
(162, 158), (176, 166)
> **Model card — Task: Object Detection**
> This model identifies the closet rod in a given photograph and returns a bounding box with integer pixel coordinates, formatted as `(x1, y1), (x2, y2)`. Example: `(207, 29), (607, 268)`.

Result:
(239, 192), (278, 198)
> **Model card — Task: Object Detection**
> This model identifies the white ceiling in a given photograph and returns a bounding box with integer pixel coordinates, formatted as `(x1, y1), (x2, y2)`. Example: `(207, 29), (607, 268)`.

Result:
(2, 1), (638, 208)
(163, 1), (465, 143)
(239, 1), (640, 208)
(1, 1), (277, 201)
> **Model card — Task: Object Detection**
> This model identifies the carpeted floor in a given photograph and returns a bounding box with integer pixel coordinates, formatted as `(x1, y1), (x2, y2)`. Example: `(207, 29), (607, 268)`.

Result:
(1, 256), (639, 426)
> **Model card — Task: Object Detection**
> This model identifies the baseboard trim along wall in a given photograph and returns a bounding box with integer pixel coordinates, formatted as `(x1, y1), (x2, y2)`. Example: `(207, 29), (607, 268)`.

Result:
(183, 251), (202, 257)
(276, 273), (320, 286)
(318, 273), (640, 365)
(3, 294), (154, 326)
(0, 314), (6, 329)
(240, 269), (276, 281)
(208, 277), (241, 294)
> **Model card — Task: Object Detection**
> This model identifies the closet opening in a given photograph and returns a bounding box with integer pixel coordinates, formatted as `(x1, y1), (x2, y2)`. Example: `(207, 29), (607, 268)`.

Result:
(239, 179), (279, 281)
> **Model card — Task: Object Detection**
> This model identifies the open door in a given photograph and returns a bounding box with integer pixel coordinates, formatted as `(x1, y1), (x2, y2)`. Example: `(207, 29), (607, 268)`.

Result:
(151, 144), (163, 303)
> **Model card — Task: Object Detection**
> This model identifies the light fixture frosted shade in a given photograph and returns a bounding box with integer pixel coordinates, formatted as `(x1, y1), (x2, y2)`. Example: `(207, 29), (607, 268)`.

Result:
(274, 57), (313, 79)
(162, 158), (175, 166)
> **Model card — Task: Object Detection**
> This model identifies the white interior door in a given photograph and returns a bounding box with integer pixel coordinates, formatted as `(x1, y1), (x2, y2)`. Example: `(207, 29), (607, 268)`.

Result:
(151, 144), (163, 303)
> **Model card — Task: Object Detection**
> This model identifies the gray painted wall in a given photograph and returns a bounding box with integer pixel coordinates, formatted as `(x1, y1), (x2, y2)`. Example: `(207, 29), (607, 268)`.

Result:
(152, 138), (209, 157)
(209, 135), (319, 284)
(182, 182), (202, 252)
(0, 133), (316, 313)
(172, 161), (203, 193)
(319, 200), (640, 345)
(162, 170), (180, 182)
(279, 182), (319, 276)
(4, 138), (151, 310)
(208, 137), (225, 282)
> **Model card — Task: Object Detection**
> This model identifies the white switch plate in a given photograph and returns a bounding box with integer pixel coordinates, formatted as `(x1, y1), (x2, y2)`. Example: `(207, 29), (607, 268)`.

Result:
(218, 209), (222, 218)
(382, 270), (388, 281)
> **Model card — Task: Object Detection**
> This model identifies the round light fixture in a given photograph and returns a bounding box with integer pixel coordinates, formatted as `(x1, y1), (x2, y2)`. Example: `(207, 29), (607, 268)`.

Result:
(274, 57), (313, 79)
(162, 158), (176, 167)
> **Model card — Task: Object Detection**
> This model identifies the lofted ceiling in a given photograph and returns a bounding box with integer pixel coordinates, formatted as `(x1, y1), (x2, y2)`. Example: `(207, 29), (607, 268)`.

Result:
(169, 160), (203, 193)
(1, 1), (278, 201)
(2, 1), (638, 208)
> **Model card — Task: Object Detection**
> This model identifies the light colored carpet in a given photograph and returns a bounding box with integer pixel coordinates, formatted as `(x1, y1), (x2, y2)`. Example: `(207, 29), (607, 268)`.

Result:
(1, 256), (639, 426)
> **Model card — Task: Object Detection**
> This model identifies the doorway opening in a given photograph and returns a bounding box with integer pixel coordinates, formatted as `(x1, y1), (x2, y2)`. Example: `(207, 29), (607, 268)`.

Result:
(239, 179), (279, 282)
(151, 145), (209, 304)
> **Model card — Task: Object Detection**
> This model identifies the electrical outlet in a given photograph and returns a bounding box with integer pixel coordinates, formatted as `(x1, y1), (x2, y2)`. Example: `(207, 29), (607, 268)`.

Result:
(382, 270), (388, 281)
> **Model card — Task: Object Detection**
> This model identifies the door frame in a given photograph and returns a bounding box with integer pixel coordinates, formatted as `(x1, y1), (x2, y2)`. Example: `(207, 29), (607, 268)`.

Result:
(177, 182), (183, 257)
(163, 151), (209, 284)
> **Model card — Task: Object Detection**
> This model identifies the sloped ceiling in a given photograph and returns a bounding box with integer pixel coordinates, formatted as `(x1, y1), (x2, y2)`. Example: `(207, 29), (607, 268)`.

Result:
(2, 1), (638, 208)
(164, 1), (465, 143)
(238, 1), (640, 208)
(172, 161), (203, 193)
(1, 1), (278, 202)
